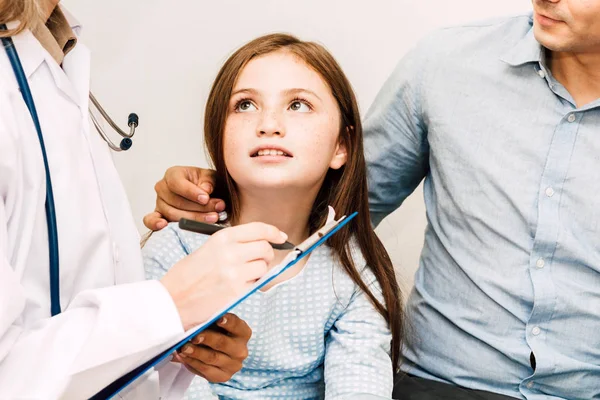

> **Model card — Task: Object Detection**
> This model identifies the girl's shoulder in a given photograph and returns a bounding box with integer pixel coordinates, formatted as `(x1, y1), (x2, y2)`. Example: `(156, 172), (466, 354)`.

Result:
(143, 221), (212, 256)
(347, 237), (377, 283)
(327, 237), (379, 294)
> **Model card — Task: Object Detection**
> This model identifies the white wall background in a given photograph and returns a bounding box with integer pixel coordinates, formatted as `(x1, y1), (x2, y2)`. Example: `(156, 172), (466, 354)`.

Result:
(62, 0), (530, 295)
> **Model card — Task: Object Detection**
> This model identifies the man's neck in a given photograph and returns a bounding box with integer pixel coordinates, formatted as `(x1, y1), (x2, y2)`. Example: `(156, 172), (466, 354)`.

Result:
(548, 49), (600, 108)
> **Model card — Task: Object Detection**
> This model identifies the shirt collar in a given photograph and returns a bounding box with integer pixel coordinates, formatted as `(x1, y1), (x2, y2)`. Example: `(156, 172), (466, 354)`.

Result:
(3, 4), (85, 95)
(500, 14), (544, 67)
(32, 6), (78, 65)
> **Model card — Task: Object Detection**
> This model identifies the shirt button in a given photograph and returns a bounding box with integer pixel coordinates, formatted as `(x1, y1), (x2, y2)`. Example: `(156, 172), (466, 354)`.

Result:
(545, 187), (555, 197)
(567, 113), (576, 123)
(537, 69), (545, 78)
(532, 326), (541, 336)
(536, 258), (545, 269)
(527, 381), (535, 389)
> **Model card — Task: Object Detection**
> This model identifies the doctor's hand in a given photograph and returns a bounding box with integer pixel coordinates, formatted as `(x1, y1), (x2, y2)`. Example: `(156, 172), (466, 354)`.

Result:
(160, 222), (287, 331)
(143, 166), (223, 231)
(174, 313), (251, 382)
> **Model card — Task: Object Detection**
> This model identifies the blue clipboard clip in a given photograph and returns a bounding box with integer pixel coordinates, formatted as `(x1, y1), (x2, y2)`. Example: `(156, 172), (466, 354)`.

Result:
(90, 207), (357, 400)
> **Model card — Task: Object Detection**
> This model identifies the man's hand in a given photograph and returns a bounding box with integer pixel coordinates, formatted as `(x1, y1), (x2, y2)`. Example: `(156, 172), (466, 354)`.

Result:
(143, 166), (224, 230)
(175, 314), (251, 383)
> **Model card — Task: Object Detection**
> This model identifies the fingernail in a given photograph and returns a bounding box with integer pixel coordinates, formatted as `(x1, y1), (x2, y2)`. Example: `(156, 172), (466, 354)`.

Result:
(204, 214), (218, 223)
(193, 336), (204, 345)
(215, 201), (226, 212)
(280, 231), (288, 241)
(183, 345), (193, 355)
(219, 317), (227, 325)
(156, 220), (167, 229)
(200, 182), (213, 193)
(198, 194), (209, 204)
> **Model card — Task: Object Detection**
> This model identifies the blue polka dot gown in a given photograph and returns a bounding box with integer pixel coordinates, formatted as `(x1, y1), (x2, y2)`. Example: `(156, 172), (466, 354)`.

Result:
(143, 223), (393, 400)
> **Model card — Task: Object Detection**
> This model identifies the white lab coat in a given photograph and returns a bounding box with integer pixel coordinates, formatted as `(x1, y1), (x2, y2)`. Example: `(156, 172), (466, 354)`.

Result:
(0, 9), (193, 400)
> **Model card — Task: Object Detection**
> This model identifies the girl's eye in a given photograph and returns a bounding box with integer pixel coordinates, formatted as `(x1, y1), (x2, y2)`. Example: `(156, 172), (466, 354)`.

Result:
(236, 100), (257, 112)
(289, 101), (311, 113)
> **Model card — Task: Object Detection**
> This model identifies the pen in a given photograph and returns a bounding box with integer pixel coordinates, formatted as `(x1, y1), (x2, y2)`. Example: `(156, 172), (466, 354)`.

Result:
(178, 218), (296, 250)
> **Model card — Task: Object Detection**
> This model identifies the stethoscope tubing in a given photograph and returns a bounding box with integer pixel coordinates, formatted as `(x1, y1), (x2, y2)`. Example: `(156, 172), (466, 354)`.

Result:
(1, 24), (62, 316)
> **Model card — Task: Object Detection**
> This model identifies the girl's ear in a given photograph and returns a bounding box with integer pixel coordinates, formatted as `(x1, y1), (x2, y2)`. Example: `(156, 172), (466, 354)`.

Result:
(329, 127), (350, 170)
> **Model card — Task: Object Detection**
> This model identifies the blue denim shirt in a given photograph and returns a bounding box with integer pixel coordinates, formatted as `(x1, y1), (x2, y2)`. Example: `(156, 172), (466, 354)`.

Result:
(364, 14), (600, 400)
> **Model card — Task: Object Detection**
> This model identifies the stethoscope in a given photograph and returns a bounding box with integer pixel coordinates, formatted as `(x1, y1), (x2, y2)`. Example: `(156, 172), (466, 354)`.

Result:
(1, 24), (139, 315)
(89, 92), (139, 151)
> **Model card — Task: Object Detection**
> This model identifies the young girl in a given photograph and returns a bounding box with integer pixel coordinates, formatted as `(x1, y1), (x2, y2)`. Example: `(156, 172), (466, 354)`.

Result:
(143, 33), (403, 399)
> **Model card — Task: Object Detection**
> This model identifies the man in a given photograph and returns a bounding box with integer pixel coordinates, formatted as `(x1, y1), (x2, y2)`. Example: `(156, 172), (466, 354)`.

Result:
(146, 0), (600, 398)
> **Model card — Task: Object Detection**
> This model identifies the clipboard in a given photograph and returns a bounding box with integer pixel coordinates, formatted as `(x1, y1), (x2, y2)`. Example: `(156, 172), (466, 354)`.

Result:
(90, 208), (358, 399)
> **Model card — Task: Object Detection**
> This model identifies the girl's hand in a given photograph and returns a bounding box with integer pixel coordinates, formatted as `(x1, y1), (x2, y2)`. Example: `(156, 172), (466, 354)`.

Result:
(175, 314), (252, 382)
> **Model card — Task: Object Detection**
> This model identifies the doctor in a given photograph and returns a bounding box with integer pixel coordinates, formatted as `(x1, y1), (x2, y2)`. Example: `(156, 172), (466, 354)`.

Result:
(0, 1), (287, 398)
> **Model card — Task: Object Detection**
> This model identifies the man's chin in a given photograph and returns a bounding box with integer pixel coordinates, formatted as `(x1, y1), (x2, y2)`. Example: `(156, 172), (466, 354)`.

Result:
(533, 26), (572, 52)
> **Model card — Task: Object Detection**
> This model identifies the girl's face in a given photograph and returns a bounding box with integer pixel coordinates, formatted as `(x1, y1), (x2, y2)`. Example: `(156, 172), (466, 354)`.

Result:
(223, 50), (347, 194)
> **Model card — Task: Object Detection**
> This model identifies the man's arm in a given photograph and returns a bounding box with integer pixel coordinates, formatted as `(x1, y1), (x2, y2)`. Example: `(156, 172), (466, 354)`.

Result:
(363, 41), (431, 227)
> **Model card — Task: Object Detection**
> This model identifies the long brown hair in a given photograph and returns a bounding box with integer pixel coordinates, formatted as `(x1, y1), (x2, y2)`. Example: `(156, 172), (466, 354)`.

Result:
(204, 33), (403, 369)
(0, 0), (43, 38)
